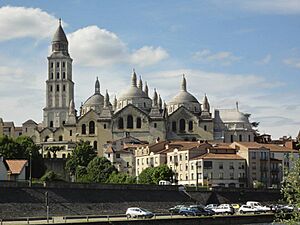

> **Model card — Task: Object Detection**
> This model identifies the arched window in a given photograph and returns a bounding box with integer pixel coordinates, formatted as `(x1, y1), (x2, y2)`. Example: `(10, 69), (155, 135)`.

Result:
(188, 121), (193, 131)
(59, 135), (63, 141)
(56, 72), (60, 79)
(204, 125), (207, 131)
(172, 121), (176, 132)
(127, 115), (133, 129)
(118, 118), (124, 129)
(239, 134), (242, 142)
(136, 117), (141, 129)
(179, 119), (186, 132)
(63, 72), (66, 79)
(230, 135), (234, 143)
(44, 136), (49, 142)
(49, 121), (53, 128)
(93, 141), (97, 150)
(89, 121), (95, 134)
(82, 124), (86, 134)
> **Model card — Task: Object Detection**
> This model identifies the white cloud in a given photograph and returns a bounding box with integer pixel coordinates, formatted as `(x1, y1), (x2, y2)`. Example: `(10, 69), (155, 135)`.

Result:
(192, 49), (241, 66)
(130, 46), (168, 67)
(258, 54), (272, 65)
(283, 58), (300, 68)
(68, 26), (168, 68)
(0, 6), (58, 41)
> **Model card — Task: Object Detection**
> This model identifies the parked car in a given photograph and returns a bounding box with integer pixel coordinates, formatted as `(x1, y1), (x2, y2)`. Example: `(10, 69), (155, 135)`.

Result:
(205, 204), (218, 210)
(246, 201), (271, 213)
(179, 206), (215, 216)
(212, 204), (234, 215)
(238, 205), (260, 214)
(126, 207), (154, 218)
(272, 204), (294, 213)
(168, 205), (185, 214)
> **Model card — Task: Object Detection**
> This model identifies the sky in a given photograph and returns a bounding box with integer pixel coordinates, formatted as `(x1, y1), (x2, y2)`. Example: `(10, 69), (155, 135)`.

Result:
(0, 0), (300, 139)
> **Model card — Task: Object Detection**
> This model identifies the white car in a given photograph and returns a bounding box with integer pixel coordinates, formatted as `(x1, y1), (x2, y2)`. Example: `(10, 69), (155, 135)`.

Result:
(246, 201), (271, 212)
(205, 204), (218, 210)
(238, 205), (260, 214)
(212, 204), (234, 215)
(126, 207), (154, 219)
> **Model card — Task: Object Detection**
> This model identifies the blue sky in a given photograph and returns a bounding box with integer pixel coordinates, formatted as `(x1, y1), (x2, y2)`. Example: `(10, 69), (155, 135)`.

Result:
(0, 0), (300, 138)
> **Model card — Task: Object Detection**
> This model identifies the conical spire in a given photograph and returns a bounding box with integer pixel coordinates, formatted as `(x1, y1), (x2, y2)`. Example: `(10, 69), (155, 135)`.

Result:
(144, 81), (149, 96)
(138, 76), (143, 90)
(113, 95), (117, 110)
(104, 90), (110, 108)
(95, 77), (100, 94)
(153, 88), (158, 107)
(203, 94), (210, 112)
(158, 94), (162, 109)
(68, 99), (75, 115)
(52, 18), (68, 54)
(181, 74), (187, 91)
(131, 69), (137, 87)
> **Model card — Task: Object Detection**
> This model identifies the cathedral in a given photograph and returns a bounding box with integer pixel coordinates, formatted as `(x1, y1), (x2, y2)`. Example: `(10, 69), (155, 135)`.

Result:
(20, 21), (255, 157)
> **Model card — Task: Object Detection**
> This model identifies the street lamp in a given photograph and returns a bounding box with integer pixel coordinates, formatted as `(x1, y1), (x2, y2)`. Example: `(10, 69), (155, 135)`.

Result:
(29, 150), (32, 187)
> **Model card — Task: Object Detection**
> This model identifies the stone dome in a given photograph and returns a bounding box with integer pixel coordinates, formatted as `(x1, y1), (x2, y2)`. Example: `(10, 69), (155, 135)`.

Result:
(81, 78), (104, 115)
(168, 75), (201, 114)
(117, 70), (152, 111)
(218, 109), (250, 123)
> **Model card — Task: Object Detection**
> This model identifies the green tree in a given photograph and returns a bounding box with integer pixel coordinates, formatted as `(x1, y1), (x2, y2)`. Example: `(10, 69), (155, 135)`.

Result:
(85, 157), (117, 183)
(138, 165), (173, 184)
(65, 140), (97, 177)
(107, 171), (136, 184)
(152, 164), (174, 184)
(138, 167), (155, 184)
(0, 135), (45, 178)
(277, 157), (300, 224)
(40, 170), (64, 182)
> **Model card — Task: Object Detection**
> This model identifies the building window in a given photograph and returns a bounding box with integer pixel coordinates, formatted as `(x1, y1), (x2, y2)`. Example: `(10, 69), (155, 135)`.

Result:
(59, 135), (63, 141)
(63, 72), (66, 79)
(136, 117), (141, 128)
(219, 172), (224, 179)
(118, 118), (124, 129)
(82, 124), (86, 134)
(89, 121), (95, 134)
(172, 121), (176, 132)
(50, 72), (53, 79)
(248, 135), (251, 142)
(103, 124), (107, 129)
(57, 72), (60, 79)
(154, 123), (157, 128)
(204, 125), (207, 131)
(230, 135), (234, 143)
(56, 85), (59, 92)
(49, 121), (53, 128)
(239, 134), (242, 142)
(219, 162), (223, 169)
(56, 62), (59, 68)
(188, 121), (193, 131)
(51, 62), (53, 68)
(69, 130), (72, 136)
(49, 85), (53, 92)
(127, 115), (133, 129)
(93, 141), (97, 150)
(63, 62), (65, 67)
(229, 162), (234, 169)
(63, 85), (66, 92)
(179, 119), (185, 132)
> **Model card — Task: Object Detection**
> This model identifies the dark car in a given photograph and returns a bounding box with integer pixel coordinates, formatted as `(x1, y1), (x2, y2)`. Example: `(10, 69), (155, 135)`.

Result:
(179, 206), (215, 216)
(168, 205), (185, 214)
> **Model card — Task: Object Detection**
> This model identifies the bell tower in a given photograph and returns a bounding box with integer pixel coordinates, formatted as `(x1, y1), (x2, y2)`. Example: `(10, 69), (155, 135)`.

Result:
(43, 19), (74, 128)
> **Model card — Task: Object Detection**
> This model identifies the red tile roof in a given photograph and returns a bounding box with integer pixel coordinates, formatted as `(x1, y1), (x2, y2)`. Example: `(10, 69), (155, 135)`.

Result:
(5, 160), (28, 174)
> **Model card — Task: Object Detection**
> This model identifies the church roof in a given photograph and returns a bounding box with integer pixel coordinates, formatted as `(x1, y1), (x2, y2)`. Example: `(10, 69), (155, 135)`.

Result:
(83, 93), (104, 106)
(52, 20), (68, 43)
(217, 109), (250, 123)
(168, 75), (199, 104)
